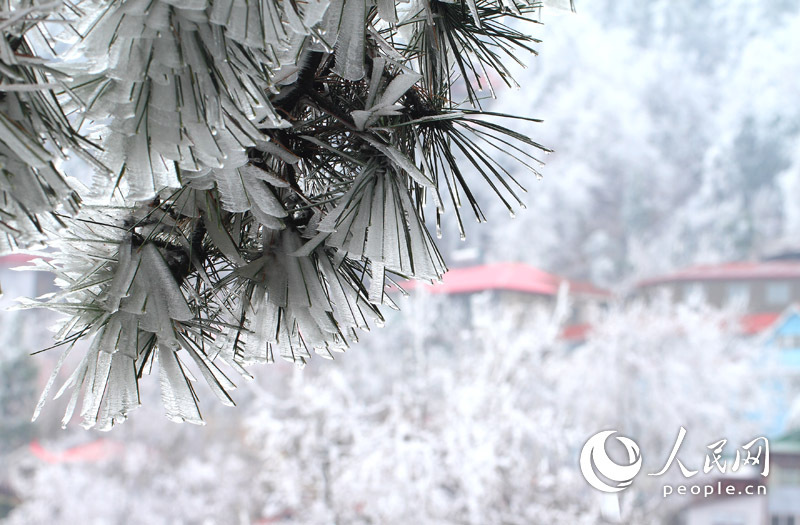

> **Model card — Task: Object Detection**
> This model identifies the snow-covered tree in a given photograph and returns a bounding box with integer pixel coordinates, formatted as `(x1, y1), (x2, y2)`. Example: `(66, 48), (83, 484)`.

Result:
(2, 0), (552, 427)
(474, 0), (800, 284)
(4, 293), (767, 523)
(0, 1), (86, 263)
(237, 293), (765, 524)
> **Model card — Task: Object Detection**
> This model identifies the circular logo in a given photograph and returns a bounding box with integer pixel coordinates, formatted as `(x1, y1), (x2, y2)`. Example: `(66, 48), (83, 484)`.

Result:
(580, 430), (642, 493)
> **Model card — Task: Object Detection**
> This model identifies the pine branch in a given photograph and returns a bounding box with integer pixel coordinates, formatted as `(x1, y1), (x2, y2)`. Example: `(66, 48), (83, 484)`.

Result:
(12, 0), (551, 428)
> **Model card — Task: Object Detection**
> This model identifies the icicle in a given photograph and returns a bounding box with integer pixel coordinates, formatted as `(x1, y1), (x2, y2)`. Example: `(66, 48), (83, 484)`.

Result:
(369, 262), (385, 304)
(158, 347), (204, 424)
(333, 0), (367, 81)
(142, 243), (194, 322)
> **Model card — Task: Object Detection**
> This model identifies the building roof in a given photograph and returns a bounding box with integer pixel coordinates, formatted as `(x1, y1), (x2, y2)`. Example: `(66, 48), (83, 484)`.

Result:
(740, 312), (782, 335)
(401, 262), (610, 297)
(771, 430), (800, 454)
(562, 313), (784, 345)
(561, 323), (592, 341)
(0, 254), (39, 267)
(756, 305), (800, 343)
(28, 439), (123, 464)
(637, 261), (800, 288)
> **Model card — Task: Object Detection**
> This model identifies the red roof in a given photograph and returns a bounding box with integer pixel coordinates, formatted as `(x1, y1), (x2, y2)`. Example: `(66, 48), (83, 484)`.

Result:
(739, 312), (782, 335)
(0, 253), (38, 267)
(401, 262), (610, 297)
(638, 262), (800, 288)
(561, 323), (592, 341)
(558, 313), (780, 344)
(29, 439), (123, 464)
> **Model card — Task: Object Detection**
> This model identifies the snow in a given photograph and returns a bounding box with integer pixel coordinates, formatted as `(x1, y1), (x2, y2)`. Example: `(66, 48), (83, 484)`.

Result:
(1, 291), (780, 523)
(1, 0), (800, 522)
